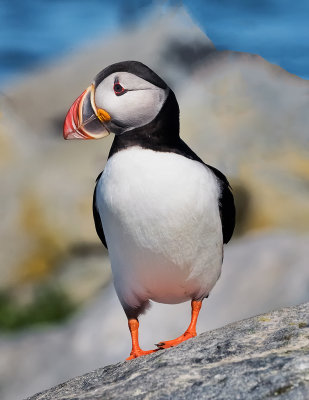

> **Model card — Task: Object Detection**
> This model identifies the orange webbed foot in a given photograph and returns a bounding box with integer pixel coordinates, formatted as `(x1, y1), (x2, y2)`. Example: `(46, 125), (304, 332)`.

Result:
(155, 331), (196, 349)
(156, 299), (202, 350)
(126, 318), (159, 360)
(126, 300), (202, 358)
(126, 348), (158, 360)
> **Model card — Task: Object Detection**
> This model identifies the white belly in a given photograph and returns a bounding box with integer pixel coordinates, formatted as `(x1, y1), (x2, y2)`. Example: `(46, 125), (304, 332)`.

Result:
(96, 147), (223, 308)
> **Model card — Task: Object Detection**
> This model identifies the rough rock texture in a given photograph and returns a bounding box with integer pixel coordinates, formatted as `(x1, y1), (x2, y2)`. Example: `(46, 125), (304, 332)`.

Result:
(27, 303), (309, 400)
(1, 232), (309, 400)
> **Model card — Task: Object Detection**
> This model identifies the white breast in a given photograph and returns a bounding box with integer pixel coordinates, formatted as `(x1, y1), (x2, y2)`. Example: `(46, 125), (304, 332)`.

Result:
(96, 147), (223, 308)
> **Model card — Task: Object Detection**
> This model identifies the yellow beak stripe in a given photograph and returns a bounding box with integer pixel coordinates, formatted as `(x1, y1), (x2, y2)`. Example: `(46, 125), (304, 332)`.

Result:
(89, 85), (111, 123)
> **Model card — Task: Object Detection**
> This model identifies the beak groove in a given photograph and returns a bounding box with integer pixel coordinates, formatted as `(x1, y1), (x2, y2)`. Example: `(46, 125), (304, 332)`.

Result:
(63, 85), (110, 140)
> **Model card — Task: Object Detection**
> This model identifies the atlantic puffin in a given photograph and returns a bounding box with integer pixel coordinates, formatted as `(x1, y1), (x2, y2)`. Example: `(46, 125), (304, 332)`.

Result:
(63, 61), (235, 360)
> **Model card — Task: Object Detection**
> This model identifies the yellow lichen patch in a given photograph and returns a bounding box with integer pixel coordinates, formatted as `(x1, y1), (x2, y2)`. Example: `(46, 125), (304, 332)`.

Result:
(16, 194), (66, 284)
(259, 317), (271, 322)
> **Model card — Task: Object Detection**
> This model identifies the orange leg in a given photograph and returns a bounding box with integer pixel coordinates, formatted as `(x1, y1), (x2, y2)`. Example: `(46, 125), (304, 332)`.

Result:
(156, 300), (202, 349)
(126, 318), (157, 360)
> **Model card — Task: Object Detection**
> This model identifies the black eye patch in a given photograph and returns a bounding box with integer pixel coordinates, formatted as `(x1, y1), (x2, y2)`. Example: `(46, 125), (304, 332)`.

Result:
(113, 82), (127, 96)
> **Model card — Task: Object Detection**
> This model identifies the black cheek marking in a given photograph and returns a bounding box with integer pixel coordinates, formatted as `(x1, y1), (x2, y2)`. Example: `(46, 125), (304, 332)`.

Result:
(113, 82), (127, 96)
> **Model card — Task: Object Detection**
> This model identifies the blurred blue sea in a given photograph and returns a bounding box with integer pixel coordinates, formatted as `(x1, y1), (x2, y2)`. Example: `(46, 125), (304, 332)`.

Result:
(184, 0), (309, 79)
(0, 0), (154, 86)
(0, 0), (308, 87)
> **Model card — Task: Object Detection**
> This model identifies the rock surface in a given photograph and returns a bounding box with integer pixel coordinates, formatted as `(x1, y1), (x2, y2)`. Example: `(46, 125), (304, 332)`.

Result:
(1, 231), (309, 400)
(27, 302), (309, 400)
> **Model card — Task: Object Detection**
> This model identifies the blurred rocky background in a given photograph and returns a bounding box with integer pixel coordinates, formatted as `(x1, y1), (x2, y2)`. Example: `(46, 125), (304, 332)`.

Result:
(0, 1), (308, 399)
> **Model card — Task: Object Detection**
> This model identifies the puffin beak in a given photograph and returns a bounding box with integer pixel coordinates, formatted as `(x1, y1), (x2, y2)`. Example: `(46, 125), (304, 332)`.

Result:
(63, 84), (111, 140)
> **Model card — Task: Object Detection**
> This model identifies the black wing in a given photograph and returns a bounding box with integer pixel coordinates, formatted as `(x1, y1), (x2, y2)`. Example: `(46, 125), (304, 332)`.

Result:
(93, 171), (107, 248)
(177, 140), (235, 244)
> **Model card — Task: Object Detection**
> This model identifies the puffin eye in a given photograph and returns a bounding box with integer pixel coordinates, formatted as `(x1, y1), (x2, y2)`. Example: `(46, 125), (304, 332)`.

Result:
(113, 83), (126, 96)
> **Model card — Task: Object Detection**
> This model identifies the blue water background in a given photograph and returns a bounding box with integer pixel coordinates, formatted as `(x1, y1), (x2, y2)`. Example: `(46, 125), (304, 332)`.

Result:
(0, 0), (308, 87)
(0, 0), (154, 86)
(184, 0), (309, 80)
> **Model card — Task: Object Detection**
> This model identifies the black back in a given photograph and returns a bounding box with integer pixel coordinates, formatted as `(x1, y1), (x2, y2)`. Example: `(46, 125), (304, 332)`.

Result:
(94, 61), (167, 89)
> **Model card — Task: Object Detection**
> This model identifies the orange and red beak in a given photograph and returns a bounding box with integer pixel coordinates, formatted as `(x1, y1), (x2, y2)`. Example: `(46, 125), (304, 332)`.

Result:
(63, 84), (111, 140)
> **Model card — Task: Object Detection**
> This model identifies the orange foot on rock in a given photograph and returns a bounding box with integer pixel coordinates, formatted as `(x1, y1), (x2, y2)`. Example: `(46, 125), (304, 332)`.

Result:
(126, 348), (157, 360)
(126, 318), (158, 361)
(156, 331), (196, 349)
(156, 299), (202, 350)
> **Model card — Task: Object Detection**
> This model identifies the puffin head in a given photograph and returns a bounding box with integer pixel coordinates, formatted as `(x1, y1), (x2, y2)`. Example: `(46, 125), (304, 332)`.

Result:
(63, 61), (176, 140)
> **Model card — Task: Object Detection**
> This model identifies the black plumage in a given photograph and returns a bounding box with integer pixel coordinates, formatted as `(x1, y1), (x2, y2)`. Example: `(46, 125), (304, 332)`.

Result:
(92, 64), (235, 249)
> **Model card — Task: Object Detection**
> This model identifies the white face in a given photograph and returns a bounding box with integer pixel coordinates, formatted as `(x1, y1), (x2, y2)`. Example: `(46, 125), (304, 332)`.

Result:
(94, 72), (168, 134)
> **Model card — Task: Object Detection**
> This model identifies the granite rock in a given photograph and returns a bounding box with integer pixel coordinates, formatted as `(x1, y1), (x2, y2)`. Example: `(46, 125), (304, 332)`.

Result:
(26, 302), (309, 400)
(1, 231), (308, 400)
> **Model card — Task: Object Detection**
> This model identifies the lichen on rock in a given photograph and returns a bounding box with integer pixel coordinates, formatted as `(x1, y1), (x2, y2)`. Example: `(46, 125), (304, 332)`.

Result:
(26, 302), (309, 400)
